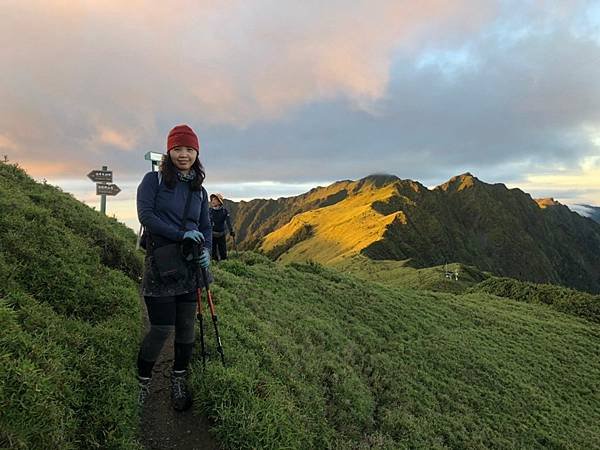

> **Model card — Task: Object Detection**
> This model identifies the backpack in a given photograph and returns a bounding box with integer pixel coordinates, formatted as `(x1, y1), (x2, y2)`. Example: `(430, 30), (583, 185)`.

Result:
(136, 172), (161, 251)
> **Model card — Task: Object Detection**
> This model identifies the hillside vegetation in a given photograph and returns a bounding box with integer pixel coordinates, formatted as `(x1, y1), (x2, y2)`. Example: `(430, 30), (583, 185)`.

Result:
(229, 174), (600, 293)
(2, 163), (599, 450)
(261, 180), (406, 264)
(330, 255), (600, 324)
(225, 177), (363, 249)
(470, 277), (600, 324)
(331, 254), (489, 294)
(193, 252), (600, 449)
(0, 163), (143, 449)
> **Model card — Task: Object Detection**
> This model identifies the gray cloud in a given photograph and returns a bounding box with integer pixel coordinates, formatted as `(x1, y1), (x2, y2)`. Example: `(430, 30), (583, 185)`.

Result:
(199, 11), (600, 191)
(1, 0), (599, 211)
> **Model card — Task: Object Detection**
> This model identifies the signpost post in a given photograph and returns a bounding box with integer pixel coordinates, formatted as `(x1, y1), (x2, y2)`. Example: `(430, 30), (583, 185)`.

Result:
(87, 165), (120, 214)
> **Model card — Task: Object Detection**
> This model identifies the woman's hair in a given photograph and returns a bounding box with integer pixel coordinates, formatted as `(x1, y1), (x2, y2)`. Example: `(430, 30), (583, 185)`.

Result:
(160, 153), (206, 190)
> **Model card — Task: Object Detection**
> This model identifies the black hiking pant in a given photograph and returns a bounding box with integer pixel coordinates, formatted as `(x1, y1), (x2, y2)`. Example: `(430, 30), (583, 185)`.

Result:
(212, 235), (227, 261)
(137, 291), (196, 378)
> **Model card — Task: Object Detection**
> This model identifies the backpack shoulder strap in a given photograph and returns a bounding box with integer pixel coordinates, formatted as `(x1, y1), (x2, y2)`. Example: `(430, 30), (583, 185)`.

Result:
(139, 171), (163, 250)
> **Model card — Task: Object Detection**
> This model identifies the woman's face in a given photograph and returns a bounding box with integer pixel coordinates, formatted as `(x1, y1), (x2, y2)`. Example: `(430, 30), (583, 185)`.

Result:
(169, 146), (197, 172)
(211, 197), (221, 208)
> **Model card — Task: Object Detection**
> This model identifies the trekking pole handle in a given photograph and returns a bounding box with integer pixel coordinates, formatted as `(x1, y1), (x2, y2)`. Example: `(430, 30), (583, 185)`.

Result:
(184, 234), (206, 259)
(185, 236), (210, 292)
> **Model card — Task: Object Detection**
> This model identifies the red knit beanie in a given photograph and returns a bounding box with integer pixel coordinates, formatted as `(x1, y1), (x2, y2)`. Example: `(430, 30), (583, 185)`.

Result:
(167, 124), (199, 152)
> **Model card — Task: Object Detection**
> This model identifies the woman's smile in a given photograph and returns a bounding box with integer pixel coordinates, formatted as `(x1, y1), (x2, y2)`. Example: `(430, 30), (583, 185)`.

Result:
(170, 146), (198, 172)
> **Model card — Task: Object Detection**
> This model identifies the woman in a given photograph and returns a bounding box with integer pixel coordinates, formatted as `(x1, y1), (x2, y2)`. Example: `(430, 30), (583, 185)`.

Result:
(209, 192), (235, 261)
(136, 124), (212, 411)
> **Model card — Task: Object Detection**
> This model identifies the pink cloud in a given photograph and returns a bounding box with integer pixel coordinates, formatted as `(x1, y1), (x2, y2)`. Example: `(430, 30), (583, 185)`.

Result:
(0, 134), (17, 152)
(0, 0), (494, 127)
(0, 0), (498, 178)
(18, 159), (88, 178)
(1, 0), (591, 187)
(95, 126), (137, 151)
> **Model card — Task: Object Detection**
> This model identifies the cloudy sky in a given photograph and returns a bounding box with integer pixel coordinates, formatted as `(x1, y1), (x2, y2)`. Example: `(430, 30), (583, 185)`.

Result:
(1, 0), (599, 229)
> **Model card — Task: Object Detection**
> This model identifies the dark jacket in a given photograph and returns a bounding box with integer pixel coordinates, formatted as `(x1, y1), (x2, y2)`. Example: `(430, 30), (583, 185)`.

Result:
(137, 171), (212, 248)
(137, 171), (213, 296)
(209, 206), (233, 234)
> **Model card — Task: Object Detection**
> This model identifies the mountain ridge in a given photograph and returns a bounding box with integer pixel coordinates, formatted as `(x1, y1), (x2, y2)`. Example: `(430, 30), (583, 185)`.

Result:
(570, 203), (600, 224)
(227, 173), (600, 293)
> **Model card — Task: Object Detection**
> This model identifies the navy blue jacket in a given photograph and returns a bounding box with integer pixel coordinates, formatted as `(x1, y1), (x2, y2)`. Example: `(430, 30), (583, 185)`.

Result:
(209, 207), (233, 233)
(137, 172), (212, 252)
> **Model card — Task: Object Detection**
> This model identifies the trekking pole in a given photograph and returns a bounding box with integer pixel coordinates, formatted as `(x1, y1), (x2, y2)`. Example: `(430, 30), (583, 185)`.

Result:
(193, 241), (226, 366)
(136, 225), (143, 250)
(232, 235), (238, 255)
(202, 266), (225, 366)
(192, 247), (207, 369)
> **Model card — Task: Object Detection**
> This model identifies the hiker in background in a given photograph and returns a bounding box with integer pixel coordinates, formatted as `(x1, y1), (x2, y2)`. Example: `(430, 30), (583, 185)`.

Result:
(209, 193), (235, 261)
(136, 124), (212, 411)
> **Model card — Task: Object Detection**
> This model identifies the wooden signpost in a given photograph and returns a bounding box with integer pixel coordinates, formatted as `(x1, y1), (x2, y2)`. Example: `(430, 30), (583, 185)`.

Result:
(87, 165), (120, 214)
(87, 169), (113, 183)
(96, 183), (121, 196)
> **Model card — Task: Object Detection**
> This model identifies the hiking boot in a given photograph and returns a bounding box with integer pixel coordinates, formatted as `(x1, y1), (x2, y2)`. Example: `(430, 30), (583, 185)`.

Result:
(138, 376), (151, 407)
(171, 370), (193, 411)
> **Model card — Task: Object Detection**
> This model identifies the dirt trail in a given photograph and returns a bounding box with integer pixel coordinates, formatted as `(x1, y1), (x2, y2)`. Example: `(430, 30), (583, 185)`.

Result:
(139, 300), (220, 450)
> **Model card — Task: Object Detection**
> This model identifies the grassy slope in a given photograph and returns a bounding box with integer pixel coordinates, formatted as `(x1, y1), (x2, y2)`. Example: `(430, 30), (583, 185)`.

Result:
(332, 255), (600, 324)
(260, 182), (401, 264)
(470, 277), (600, 324)
(331, 254), (489, 294)
(2, 162), (599, 449)
(194, 253), (600, 450)
(0, 163), (143, 449)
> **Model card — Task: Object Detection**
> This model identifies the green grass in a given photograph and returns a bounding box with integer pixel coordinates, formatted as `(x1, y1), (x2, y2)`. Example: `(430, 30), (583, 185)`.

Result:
(470, 277), (600, 324)
(0, 163), (143, 449)
(331, 255), (600, 324)
(3, 162), (600, 449)
(195, 253), (600, 449)
(331, 254), (489, 294)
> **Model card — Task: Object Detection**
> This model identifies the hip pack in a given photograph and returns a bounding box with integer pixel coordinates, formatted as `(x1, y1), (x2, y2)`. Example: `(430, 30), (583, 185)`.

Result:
(149, 178), (194, 283)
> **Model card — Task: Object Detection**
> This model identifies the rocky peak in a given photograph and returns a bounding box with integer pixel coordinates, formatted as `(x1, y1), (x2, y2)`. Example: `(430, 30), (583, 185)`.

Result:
(437, 172), (481, 192)
(535, 198), (562, 209)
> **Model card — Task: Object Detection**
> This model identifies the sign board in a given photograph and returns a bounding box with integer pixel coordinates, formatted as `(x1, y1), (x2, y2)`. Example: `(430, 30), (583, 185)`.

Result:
(87, 170), (113, 183)
(144, 151), (164, 162)
(96, 183), (121, 196)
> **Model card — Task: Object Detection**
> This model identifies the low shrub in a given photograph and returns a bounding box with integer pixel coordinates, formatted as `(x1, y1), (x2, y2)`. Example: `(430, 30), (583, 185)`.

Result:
(470, 277), (600, 323)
